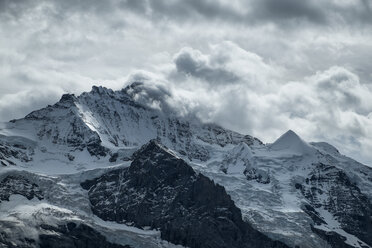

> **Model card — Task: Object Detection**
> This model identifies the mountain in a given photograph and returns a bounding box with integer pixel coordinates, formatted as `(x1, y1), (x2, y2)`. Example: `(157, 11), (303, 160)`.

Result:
(81, 140), (287, 248)
(0, 82), (371, 248)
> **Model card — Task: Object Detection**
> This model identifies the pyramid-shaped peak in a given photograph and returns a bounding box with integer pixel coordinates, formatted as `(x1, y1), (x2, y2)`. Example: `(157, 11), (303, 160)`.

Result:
(270, 130), (315, 155)
(280, 129), (300, 140)
(284, 129), (296, 135)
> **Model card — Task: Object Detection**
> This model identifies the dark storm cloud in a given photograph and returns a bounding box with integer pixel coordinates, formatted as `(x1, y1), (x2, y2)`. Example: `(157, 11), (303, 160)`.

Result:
(119, 0), (372, 31)
(336, 0), (372, 25)
(147, 0), (245, 23)
(0, 0), (34, 17)
(119, 0), (324, 26)
(51, 0), (116, 16)
(2, 0), (372, 28)
(250, 0), (327, 24)
(123, 0), (372, 28)
(118, 0), (148, 13)
(173, 47), (240, 84)
(137, 0), (326, 26)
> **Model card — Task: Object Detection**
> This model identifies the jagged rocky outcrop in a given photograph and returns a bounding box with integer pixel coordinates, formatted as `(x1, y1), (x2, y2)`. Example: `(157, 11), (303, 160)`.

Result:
(297, 163), (372, 248)
(0, 175), (43, 202)
(0, 143), (31, 166)
(82, 140), (287, 248)
(0, 135), (35, 166)
(8, 92), (108, 157)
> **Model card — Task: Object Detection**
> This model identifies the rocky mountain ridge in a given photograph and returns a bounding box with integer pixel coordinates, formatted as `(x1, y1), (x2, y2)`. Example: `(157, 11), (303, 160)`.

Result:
(0, 82), (371, 248)
(82, 140), (288, 248)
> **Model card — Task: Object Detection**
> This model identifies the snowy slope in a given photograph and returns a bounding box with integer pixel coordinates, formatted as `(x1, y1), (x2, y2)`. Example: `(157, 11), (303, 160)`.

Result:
(1, 82), (372, 248)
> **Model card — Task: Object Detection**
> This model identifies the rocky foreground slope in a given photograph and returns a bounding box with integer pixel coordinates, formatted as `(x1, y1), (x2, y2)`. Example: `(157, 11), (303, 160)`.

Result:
(0, 82), (371, 248)
(82, 140), (287, 248)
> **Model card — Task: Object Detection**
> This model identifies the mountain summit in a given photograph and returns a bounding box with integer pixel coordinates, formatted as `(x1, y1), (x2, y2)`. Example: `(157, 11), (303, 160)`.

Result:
(270, 130), (316, 155)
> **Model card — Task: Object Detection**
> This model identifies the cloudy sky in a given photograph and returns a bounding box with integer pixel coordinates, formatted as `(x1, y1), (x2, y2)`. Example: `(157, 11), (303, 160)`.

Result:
(1, 0), (372, 165)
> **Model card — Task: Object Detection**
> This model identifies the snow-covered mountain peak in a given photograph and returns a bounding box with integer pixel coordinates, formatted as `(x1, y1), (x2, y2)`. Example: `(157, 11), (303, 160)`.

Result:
(270, 129), (316, 155)
(273, 129), (299, 142)
(2, 84), (372, 248)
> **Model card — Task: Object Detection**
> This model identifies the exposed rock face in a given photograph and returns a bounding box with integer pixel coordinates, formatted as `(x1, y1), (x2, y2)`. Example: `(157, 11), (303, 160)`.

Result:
(34, 111), (108, 157)
(82, 140), (288, 248)
(244, 168), (271, 184)
(0, 171), (161, 248)
(11, 92), (108, 157)
(39, 222), (131, 248)
(0, 222), (131, 248)
(0, 175), (43, 202)
(297, 163), (372, 248)
(0, 136), (35, 166)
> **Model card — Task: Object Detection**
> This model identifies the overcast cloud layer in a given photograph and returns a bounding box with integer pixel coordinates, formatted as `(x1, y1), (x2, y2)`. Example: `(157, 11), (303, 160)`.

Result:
(1, 0), (372, 165)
